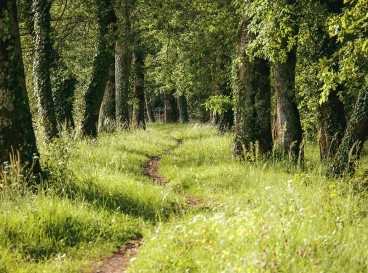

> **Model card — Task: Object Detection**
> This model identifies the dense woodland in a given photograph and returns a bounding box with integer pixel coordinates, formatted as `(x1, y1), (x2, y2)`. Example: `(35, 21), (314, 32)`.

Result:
(1, 0), (367, 174)
(0, 0), (368, 271)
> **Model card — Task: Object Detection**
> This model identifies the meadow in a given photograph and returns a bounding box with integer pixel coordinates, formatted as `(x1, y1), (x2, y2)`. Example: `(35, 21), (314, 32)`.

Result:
(1, 124), (368, 272)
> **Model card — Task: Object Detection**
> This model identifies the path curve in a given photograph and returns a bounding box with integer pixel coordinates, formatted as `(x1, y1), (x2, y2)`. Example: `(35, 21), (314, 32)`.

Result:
(89, 139), (182, 273)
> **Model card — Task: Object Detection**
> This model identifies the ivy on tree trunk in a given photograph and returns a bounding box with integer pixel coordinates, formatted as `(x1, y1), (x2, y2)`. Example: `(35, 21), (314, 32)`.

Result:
(81, 0), (116, 137)
(32, 0), (59, 140)
(333, 87), (368, 175)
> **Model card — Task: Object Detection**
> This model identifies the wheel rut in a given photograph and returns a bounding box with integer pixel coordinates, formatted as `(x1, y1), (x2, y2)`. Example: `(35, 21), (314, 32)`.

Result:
(89, 138), (201, 273)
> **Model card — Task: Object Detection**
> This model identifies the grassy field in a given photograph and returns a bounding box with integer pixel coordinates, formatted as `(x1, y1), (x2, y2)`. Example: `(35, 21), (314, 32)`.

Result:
(1, 123), (368, 272)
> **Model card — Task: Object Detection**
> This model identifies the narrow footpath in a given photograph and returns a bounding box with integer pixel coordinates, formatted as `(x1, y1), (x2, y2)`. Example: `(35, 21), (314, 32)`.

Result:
(90, 139), (195, 273)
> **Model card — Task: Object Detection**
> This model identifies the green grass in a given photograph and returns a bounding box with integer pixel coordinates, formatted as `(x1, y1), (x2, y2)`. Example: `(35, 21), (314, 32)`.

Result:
(128, 125), (368, 273)
(0, 126), (184, 272)
(1, 123), (368, 272)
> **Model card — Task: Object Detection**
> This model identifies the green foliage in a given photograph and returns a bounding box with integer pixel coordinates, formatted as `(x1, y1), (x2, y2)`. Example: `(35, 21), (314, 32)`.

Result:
(204, 95), (233, 116)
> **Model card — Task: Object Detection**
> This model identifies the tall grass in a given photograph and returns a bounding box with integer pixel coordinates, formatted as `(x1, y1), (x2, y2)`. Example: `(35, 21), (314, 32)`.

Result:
(0, 126), (184, 272)
(129, 125), (368, 272)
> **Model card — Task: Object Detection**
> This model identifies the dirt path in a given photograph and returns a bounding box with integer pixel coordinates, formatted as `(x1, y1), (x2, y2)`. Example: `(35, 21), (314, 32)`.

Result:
(89, 139), (202, 273)
(89, 140), (181, 273)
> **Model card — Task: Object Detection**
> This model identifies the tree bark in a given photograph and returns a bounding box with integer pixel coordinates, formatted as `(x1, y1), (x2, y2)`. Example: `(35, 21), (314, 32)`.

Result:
(165, 90), (179, 123)
(318, 90), (346, 160)
(132, 46), (146, 129)
(178, 93), (189, 123)
(0, 0), (41, 175)
(233, 15), (272, 158)
(333, 87), (368, 175)
(32, 0), (58, 140)
(115, 1), (132, 129)
(145, 96), (155, 122)
(80, 0), (116, 137)
(53, 75), (77, 130)
(254, 59), (273, 153)
(98, 62), (116, 132)
(115, 40), (131, 128)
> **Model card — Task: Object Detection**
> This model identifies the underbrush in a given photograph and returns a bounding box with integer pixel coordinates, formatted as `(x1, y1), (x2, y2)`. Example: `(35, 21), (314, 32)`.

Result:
(129, 126), (368, 272)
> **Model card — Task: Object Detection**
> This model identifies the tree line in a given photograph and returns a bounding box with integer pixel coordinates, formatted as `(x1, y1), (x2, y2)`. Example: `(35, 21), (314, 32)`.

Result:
(0, 0), (367, 178)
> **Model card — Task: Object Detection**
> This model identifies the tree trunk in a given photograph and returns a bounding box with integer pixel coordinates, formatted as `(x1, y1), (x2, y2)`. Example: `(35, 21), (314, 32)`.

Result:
(98, 62), (116, 132)
(32, 0), (58, 140)
(233, 15), (255, 158)
(53, 75), (77, 130)
(233, 15), (272, 158)
(318, 90), (346, 160)
(115, 40), (132, 128)
(165, 90), (179, 123)
(145, 96), (155, 122)
(178, 93), (189, 123)
(80, 0), (116, 137)
(132, 46), (146, 129)
(115, 1), (132, 129)
(0, 0), (41, 175)
(333, 87), (368, 175)
(273, 46), (303, 162)
(254, 59), (273, 153)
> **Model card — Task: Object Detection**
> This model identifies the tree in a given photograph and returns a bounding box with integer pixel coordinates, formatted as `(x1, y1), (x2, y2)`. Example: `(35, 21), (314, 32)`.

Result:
(178, 93), (189, 123)
(98, 62), (116, 132)
(80, 0), (116, 137)
(115, 0), (132, 129)
(32, 0), (59, 140)
(328, 0), (368, 174)
(131, 43), (146, 129)
(0, 0), (41, 174)
(233, 15), (272, 159)
(333, 88), (368, 174)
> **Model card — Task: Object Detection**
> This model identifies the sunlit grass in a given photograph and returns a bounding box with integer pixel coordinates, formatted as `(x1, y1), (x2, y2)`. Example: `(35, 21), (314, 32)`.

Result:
(129, 125), (368, 273)
(2, 123), (368, 272)
(0, 126), (184, 272)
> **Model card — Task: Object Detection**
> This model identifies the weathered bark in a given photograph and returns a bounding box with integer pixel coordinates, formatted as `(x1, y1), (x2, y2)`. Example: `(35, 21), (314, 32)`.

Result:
(98, 62), (116, 132)
(132, 47), (146, 129)
(81, 0), (116, 137)
(0, 0), (41, 175)
(32, 0), (58, 140)
(53, 75), (77, 130)
(273, 46), (303, 162)
(333, 87), (368, 175)
(233, 15), (272, 158)
(145, 96), (155, 122)
(178, 93), (189, 123)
